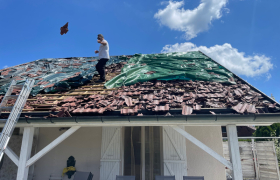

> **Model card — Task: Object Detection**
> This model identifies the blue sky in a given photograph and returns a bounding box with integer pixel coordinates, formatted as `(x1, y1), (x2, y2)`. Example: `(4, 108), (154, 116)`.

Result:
(0, 0), (279, 101)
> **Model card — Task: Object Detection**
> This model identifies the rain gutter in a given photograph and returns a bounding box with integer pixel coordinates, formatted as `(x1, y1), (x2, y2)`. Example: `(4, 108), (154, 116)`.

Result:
(14, 113), (280, 124)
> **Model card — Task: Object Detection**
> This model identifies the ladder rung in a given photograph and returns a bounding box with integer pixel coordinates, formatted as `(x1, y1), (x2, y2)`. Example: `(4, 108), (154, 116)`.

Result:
(0, 106), (13, 111)
(5, 95), (19, 100)
(12, 85), (24, 89)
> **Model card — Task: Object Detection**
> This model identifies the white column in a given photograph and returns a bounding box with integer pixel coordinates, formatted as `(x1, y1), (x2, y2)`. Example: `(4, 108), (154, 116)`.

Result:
(17, 127), (34, 180)
(226, 125), (243, 180)
(141, 126), (145, 180)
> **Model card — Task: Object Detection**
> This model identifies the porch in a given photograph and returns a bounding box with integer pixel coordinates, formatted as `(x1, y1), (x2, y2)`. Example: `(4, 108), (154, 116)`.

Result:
(1, 124), (243, 180)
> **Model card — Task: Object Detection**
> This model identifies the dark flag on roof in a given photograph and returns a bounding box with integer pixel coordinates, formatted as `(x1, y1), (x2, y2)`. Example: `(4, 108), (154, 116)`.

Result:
(60, 22), (69, 35)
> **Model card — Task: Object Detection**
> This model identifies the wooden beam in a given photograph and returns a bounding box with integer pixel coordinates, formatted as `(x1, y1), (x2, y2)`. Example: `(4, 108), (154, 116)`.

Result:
(5, 146), (19, 166)
(251, 139), (259, 180)
(171, 125), (233, 170)
(226, 125), (243, 180)
(25, 126), (80, 167)
(17, 127), (35, 180)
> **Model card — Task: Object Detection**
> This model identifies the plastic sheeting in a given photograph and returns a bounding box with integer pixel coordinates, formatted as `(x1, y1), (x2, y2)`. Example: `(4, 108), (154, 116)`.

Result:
(0, 56), (127, 96)
(105, 52), (236, 89)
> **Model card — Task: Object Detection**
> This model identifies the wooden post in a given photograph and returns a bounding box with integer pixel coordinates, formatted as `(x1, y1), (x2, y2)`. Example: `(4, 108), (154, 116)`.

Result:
(251, 139), (259, 180)
(141, 126), (145, 180)
(171, 125), (233, 170)
(226, 125), (243, 180)
(17, 127), (34, 180)
(26, 126), (80, 167)
(121, 127), (125, 175)
(29, 127), (40, 178)
(5, 146), (19, 166)
(149, 127), (154, 180)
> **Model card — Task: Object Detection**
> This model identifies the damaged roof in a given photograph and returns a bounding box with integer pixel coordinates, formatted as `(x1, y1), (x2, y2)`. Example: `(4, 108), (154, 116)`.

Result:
(0, 51), (279, 120)
(0, 55), (129, 96)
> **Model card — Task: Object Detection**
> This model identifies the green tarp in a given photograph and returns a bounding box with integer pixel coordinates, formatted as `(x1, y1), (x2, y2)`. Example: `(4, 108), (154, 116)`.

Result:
(105, 51), (236, 89)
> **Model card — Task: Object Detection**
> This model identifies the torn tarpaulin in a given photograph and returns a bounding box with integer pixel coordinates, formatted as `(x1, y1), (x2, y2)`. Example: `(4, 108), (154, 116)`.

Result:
(0, 56), (128, 96)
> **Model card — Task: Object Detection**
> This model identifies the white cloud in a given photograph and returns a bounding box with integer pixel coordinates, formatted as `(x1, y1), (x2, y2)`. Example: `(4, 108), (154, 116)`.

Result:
(266, 73), (272, 81)
(223, 7), (230, 14)
(3, 65), (8, 69)
(161, 42), (273, 78)
(154, 0), (228, 40)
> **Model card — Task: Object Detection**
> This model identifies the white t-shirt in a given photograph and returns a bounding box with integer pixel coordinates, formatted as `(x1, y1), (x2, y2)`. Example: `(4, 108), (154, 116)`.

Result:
(99, 39), (110, 59)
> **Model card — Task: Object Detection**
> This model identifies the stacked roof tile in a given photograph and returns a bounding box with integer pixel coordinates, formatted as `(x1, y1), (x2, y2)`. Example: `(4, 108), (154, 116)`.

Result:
(48, 78), (278, 116)
(0, 53), (279, 118)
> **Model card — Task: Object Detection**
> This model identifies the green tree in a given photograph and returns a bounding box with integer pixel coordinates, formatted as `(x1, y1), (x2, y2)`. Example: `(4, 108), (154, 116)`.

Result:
(254, 124), (280, 166)
(254, 124), (280, 141)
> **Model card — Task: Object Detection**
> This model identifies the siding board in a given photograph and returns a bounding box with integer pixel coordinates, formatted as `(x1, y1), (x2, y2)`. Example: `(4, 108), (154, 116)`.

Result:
(100, 127), (121, 180)
(162, 126), (187, 180)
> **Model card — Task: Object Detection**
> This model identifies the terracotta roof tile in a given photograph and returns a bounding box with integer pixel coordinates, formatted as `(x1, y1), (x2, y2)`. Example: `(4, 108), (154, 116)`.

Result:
(63, 97), (77, 102)
(1, 57), (277, 117)
(154, 104), (169, 111)
(182, 105), (193, 115)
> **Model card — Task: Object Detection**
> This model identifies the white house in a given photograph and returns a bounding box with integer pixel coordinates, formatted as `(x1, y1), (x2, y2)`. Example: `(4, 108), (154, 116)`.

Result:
(0, 51), (279, 180)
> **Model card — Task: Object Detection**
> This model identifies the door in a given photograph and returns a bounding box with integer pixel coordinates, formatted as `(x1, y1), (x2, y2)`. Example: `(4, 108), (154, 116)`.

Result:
(162, 126), (187, 180)
(123, 126), (162, 180)
(100, 127), (121, 180)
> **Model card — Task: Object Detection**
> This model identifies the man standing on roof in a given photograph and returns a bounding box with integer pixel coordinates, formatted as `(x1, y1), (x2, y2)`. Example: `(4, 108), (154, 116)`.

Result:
(95, 34), (109, 83)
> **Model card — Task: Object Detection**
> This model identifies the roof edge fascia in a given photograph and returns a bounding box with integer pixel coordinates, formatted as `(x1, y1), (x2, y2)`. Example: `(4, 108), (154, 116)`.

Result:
(5, 113), (280, 127)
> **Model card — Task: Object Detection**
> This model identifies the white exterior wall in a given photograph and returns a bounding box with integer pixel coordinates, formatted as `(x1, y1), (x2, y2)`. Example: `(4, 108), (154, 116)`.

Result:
(185, 126), (226, 180)
(1, 126), (226, 180)
(33, 127), (102, 180)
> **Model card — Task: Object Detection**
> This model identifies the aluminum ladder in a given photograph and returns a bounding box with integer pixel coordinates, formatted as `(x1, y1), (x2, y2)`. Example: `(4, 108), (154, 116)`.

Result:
(0, 79), (35, 161)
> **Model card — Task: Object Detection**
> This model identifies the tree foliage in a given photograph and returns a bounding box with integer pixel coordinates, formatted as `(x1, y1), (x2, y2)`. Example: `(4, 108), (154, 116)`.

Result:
(254, 124), (280, 139)
(254, 124), (280, 166)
